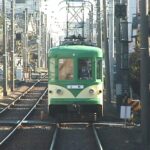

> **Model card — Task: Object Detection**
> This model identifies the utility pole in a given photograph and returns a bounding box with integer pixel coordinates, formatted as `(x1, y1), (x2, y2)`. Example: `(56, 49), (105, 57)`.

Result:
(41, 12), (44, 68)
(10, 0), (15, 91)
(66, 2), (69, 37)
(45, 14), (48, 68)
(90, 4), (93, 42)
(103, 0), (111, 102)
(87, 1), (93, 42)
(96, 0), (101, 48)
(2, 0), (7, 96)
(140, 0), (150, 149)
(84, 2), (93, 39)
(120, 0), (129, 96)
(115, 0), (129, 111)
(115, 0), (122, 113)
(108, 0), (115, 100)
(23, 8), (28, 69)
(37, 11), (41, 68)
(82, 2), (85, 37)
(88, 11), (91, 41)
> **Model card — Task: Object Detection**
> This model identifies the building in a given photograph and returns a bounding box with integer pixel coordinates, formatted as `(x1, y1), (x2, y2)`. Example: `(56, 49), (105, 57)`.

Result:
(15, 0), (40, 14)
(0, 0), (48, 14)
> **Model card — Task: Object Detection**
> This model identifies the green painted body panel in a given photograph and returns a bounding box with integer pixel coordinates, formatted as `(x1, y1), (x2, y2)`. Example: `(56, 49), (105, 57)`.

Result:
(49, 98), (102, 105)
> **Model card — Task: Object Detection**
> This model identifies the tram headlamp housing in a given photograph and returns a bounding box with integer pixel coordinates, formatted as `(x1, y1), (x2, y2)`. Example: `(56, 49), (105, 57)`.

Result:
(89, 89), (95, 94)
(99, 90), (102, 94)
(56, 89), (63, 95)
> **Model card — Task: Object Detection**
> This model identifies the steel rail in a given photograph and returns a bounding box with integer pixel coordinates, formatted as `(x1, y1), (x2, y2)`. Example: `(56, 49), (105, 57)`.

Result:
(0, 74), (47, 114)
(53, 122), (125, 127)
(48, 123), (103, 150)
(92, 124), (103, 150)
(0, 88), (48, 146)
(94, 122), (125, 127)
(0, 120), (52, 125)
(49, 125), (59, 150)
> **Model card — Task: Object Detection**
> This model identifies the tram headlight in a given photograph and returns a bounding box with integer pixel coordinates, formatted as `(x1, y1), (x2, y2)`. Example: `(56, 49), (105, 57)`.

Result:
(89, 89), (95, 94)
(99, 90), (102, 94)
(56, 89), (63, 95)
(49, 90), (52, 94)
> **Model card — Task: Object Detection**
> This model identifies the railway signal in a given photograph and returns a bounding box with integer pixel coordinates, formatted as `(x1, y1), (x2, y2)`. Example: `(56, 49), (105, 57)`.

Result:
(115, 4), (127, 19)
(16, 33), (22, 41)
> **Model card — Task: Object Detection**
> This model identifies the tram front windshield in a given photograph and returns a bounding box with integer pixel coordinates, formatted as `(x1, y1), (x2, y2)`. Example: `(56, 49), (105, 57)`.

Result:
(59, 58), (74, 80)
(78, 58), (92, 80)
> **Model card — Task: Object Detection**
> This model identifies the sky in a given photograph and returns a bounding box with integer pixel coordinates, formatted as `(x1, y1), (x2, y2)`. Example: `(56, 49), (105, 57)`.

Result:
(45, 0), (93, 43)
(44, 0), (67, 39)
(45, 0), (66, 23)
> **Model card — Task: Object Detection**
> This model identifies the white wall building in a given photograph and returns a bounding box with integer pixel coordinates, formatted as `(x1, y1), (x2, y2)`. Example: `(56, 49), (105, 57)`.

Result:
(15, 0), (40, 14)
(0, 0), (47, 14)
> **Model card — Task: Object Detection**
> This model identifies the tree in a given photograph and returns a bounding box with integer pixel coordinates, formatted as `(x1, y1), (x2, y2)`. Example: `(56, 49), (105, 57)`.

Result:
(129, 50), (140, 97)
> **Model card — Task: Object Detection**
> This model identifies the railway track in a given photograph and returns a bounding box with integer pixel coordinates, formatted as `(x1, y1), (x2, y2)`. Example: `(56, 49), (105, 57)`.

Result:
(0, 73), (137, 149)
(0, 74), (48, 114)
(49, 123), (103, 150)
(0, 76), (48, 146)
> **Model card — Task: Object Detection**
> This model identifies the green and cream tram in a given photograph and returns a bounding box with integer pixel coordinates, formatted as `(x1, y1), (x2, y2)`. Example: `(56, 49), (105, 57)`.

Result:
(48, 45), (104, 117)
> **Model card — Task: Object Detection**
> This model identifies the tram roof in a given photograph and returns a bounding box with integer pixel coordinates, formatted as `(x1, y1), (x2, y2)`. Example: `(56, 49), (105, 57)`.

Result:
(48, 45), (103, 57)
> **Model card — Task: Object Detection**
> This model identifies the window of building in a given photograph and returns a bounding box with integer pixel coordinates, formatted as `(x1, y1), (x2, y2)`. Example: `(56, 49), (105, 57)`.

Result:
(59, 58), (74, 80)
(78, 58), (92, 80)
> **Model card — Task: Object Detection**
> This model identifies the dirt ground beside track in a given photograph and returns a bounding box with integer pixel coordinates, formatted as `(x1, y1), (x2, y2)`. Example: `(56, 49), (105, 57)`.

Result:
(102, 100), (142, 150)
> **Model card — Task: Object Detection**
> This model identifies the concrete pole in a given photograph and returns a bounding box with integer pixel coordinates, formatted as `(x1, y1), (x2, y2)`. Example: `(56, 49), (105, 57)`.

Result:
(66, 2), (69, 37)
(103, 0), (111, 102)
(41, 12), (44, 68)
(96, 0), (101, 48)
(37, 11), (41, 68)
(48, 33), (51, 49)
(82, 3), (85, 37)
(2, 0), (7, 96)
(88, 3), (93, 42)
(140, 0), (150, 149)
(120, 0), (129, 96)
(115, 0), (122, 113)
(88, 11), (91, 41)
(45, 14), (48, 68)
(10, 0), (15, 91)
(90, 3), (93, 41)
(23, 8), (28, 69)
(108, 0), (115, 99)
(84, 1), (93, 41)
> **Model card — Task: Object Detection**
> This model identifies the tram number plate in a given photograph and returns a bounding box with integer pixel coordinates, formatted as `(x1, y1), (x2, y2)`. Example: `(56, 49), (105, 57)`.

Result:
(67, 85), (84, 89)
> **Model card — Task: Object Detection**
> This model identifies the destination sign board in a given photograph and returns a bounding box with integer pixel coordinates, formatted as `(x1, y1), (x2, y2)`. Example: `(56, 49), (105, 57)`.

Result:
(66, 0), (84, 2)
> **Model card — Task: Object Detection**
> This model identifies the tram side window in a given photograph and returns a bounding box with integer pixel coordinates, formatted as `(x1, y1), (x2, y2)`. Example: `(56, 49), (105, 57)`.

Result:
(97, 59), (102, 79)
(49, 58), (55, 80)
(78, 58), (92, 80)
(59, 58), (74, 80)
